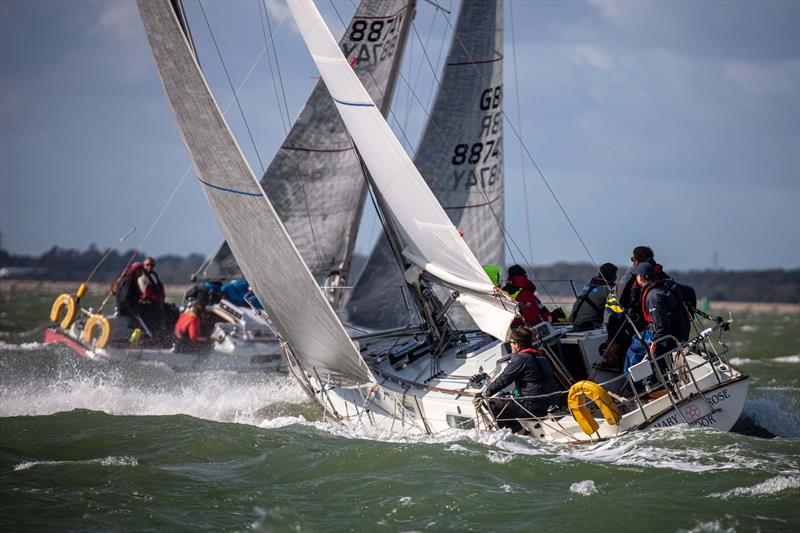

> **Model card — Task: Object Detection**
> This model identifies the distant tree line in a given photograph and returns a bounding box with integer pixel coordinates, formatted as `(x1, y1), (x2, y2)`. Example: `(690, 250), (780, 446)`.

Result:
(0, 246), (204, 285)
(1, 247), (798, 303)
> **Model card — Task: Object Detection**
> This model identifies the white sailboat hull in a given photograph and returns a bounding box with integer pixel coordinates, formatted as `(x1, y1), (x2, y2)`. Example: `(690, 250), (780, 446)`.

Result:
(296, 328), (749, 444)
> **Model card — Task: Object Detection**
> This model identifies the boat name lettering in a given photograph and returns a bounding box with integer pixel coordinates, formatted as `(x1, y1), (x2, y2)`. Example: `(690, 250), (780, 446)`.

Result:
(652, 414), (680, 428)
(707, 388), (730, 406)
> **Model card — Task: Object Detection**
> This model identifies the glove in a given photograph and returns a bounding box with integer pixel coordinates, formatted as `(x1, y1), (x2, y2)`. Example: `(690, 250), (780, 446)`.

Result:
(472, 393), (484, 408)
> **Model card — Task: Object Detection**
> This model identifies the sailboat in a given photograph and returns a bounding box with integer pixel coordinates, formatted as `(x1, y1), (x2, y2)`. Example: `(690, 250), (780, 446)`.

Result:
(138, 0), (749, 442)
(43, 0), (415, 372)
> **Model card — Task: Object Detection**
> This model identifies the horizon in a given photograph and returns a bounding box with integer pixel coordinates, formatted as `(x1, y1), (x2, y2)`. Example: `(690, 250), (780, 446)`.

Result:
(1, 0), (798, 271)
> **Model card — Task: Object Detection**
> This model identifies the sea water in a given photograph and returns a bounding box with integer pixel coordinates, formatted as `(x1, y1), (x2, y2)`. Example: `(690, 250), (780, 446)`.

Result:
(1, 313), (798, 531)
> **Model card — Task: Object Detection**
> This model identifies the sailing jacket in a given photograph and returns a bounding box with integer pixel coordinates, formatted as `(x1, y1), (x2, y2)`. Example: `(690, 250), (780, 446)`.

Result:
(569, 275), (611, 330)
(138, 270), (165, 304)
(484, 347), (560, 399)
(503, 275), (544, 326)
(115, 267), (142, 316)
(641, 276), (690, 346)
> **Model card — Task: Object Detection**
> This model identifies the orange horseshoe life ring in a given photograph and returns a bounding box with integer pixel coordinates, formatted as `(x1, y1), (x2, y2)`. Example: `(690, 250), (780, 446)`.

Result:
(50, 294), (78, 330)
(567, 380), (622, 436)
(81, 314), (111, 349)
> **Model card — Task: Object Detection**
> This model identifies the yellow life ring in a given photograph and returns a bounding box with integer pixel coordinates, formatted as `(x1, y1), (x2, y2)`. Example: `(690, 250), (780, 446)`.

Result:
(567, 380), (622, 436)
(50, 294), (78, 330)
(81, 314), (111, 349)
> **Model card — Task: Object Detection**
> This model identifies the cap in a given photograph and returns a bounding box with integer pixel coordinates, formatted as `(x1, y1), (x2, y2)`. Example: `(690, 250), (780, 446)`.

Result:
(633, 262), (655, 279)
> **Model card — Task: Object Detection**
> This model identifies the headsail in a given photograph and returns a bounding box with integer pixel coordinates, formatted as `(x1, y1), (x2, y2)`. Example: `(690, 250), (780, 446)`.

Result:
(347, 0), (505, 330)
(205, 0), (415, 308)
(288, 0), (515, 341)
(137, 0), (371, 383)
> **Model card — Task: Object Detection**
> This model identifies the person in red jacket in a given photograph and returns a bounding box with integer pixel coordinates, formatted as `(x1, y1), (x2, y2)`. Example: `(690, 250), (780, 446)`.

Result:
(173, 303), (209, 354)
(502, 265), (550, 326)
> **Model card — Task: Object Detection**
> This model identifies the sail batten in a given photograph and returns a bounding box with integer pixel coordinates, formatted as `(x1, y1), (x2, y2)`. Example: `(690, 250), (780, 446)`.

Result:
(288, 0), (514, 341)
(137, 0), (372, 384)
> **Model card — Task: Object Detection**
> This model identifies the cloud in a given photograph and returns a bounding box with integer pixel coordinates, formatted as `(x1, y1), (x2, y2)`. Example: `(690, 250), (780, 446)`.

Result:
(573, 45), (613, 71)
(725, 59), (800, 94)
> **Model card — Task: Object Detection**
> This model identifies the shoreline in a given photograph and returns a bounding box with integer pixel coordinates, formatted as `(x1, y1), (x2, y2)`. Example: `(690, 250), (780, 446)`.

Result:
(2, 279), (798, 314)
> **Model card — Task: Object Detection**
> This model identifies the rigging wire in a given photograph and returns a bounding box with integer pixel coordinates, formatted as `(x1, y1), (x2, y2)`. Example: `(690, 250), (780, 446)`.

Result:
(256, 0), (288, 134)
(260, 0), (325, 272)
(509, 0), (535, 265)
(197, 0), (266, 174)
(439, 4), (601, 272)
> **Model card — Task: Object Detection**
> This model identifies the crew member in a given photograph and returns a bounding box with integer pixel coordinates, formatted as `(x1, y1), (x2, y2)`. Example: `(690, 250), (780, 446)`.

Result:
(138, 257), (165, 304)
(569, 263), (618, 330)
(173, 303), (210, 354)
(473, 326), (561, 433)
(115, 262), (144, 318)
(624, 262), (690, 374)
(503, 265), (550, 326)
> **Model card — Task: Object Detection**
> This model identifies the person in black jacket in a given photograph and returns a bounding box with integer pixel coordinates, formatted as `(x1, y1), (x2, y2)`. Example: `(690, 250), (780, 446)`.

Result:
(474, 326), (562, 433)
(624, 262), (691, 374)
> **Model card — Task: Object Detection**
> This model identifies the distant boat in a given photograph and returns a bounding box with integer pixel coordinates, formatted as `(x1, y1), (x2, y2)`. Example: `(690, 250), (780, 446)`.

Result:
(43, 0), (415, 372)
(137, 0), (749, 442)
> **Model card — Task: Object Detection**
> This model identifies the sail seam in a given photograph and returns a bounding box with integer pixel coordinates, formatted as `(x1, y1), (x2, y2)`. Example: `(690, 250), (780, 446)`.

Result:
(446, 54), (503, 66)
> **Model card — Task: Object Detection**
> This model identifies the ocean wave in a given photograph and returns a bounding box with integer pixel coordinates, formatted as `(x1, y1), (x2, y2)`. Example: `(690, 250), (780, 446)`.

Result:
(14, 455), (138, 471)
(0, 367), (306, 426)
(569, 480), (597, 496)
(709, 474), (800, 499)
(739, 396), (800, 438)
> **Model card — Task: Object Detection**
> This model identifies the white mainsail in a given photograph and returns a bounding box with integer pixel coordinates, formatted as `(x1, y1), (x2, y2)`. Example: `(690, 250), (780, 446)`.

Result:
(347, 0), (506, 329)
(137, 0), (371, 383)
(206, 0), (415, 296)
(288, 0), (515, 341)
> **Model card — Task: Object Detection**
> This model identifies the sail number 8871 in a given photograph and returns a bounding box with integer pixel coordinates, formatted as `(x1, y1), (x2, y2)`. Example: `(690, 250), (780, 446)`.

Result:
(452, 140), (500, 165)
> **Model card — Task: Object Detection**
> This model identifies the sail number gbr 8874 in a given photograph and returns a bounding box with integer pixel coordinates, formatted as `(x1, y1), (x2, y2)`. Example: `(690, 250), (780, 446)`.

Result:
(452, 84), (502, 190)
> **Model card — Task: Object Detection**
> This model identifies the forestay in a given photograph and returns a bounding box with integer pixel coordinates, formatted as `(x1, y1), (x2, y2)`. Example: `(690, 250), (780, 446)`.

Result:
(205, 0), (415, 293)
(137, 0), (371, 384)
(347, 0), (505, 329)
(288, 0), (515, 341)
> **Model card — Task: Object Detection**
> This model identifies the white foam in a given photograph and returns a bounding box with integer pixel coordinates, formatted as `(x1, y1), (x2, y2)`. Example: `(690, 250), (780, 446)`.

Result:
(0, 341), (46, 351)
(15, 455), (138, 471)
(569, 480), (597, 496)
(398, 496), (413, 506)
(676, 519), (738, 533)
(0, 369), (306, 427)
(740, 325), (757, 332)
(728, 354), (800, 366)
(710, 475), (800, 499)
(487, 450), (514, 464)
(501, 483), (513, 493)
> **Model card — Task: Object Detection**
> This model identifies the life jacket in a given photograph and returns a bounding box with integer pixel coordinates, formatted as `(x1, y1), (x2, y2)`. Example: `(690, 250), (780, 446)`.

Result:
(140, 271), (165, 303)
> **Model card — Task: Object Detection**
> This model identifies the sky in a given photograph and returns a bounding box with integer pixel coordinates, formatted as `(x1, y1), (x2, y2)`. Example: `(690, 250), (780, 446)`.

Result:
(1, 0), (798, 271)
